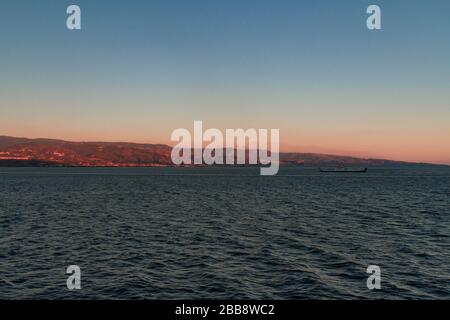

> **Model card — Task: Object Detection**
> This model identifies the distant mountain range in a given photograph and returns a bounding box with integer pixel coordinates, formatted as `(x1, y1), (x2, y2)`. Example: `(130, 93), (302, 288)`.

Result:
(0, 135), (438, 167)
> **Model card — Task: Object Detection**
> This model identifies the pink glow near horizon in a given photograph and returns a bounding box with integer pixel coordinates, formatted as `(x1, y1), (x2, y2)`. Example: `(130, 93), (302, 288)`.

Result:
(1, 125), (449, 165)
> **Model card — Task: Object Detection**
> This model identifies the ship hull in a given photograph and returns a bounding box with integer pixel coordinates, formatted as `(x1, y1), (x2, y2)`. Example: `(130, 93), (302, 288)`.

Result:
(319, 167), (368, 173)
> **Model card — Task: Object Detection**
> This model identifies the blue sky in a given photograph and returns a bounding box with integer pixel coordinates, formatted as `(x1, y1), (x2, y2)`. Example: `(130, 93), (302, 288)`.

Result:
(1, 0), (449, 163)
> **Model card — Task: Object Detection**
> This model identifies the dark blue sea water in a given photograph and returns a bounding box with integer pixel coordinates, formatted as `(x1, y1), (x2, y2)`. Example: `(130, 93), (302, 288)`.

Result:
(0, 166), (449, 299)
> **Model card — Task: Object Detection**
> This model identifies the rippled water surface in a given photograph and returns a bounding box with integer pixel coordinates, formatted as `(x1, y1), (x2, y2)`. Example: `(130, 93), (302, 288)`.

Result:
(0, 166), (449, 299)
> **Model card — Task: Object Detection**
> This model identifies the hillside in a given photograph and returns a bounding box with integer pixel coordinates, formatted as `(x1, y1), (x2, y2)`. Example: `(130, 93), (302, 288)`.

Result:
(0, 135), (431, 167)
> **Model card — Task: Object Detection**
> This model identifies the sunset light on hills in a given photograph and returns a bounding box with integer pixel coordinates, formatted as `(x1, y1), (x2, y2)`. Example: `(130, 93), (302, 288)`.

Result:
(0, 1), (449, 165)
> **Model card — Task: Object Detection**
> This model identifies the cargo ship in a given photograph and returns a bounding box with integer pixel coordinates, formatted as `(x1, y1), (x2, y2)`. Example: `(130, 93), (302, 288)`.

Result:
(319, 167), (368, 173)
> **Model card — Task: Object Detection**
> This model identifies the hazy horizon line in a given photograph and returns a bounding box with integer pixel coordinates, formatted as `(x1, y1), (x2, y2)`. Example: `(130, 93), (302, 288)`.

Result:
(1, 134), (449, 166)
